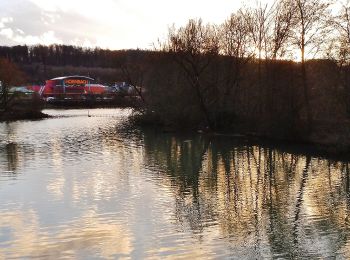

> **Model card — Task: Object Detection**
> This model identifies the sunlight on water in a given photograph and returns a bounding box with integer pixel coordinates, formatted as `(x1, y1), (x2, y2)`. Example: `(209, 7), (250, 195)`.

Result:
(0, 108), (350, 259)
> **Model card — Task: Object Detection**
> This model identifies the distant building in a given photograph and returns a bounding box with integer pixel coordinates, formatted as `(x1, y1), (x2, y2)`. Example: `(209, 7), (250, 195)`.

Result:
(85, 84), (106, 95)
(41, 76), (106, 99)
(8, 76), (140, 103)
(43, 75), (94, 96)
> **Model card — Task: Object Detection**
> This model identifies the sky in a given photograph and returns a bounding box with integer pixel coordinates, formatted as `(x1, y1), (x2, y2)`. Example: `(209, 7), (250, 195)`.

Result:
(0, 0), (243, 50)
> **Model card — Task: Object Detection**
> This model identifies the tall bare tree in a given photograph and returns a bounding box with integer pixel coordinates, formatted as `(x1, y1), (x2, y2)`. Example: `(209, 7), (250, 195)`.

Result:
(293, 0), (332, 131)
(266, 0), (297, 59)
(164, 19), (220, 130)
(334, 0), (350, 64)
(242, 2), (275, 115)
(294, 0), (331, 61)
(333, 1), (350, 117)
(219, 10), (253, 114)
(262, 0), (298, 124)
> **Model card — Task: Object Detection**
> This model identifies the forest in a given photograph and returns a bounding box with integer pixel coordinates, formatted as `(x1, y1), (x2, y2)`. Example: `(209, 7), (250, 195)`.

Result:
(1, 0), (350, 151)
(0, 45), (153, 84)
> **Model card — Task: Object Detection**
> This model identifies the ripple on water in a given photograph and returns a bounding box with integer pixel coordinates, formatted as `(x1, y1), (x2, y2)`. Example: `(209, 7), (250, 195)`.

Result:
(1, 109), (350, 258)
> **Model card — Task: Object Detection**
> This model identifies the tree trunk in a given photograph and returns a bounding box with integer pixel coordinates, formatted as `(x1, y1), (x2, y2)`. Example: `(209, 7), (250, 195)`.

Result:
(301, 44), (312, 133)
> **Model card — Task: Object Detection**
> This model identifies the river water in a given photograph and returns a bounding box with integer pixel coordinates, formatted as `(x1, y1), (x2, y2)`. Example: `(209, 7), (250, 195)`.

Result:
(0, 108), (350, 259)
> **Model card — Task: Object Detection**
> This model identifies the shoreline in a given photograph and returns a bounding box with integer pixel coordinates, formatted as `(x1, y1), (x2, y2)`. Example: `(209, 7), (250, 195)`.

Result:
(129, 114), (350, 159)
(1, 106), (348, 159)
(0, 110), (51, 122)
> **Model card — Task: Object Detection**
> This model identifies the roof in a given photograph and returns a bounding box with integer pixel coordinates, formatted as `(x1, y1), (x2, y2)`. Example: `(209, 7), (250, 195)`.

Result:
(50, 75), (94, 81)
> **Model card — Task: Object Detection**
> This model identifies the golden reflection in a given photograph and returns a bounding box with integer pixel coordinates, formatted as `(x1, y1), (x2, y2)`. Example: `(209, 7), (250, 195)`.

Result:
(0, 209), (132, 259)
(3, 114), (350, 258)
(46, 175), (65, 200)
(46, 138), (65, 200)
(51, 138), (64, 170)
(142, 131), (350, 258)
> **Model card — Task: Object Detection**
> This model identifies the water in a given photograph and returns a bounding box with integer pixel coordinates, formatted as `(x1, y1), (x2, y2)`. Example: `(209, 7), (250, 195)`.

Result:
(0, 108), (350, 259)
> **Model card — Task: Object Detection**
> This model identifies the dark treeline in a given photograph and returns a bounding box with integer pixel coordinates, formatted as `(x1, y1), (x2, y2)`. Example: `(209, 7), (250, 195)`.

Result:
(0, 45), (156, 84)
(0, 45), (142, 68)
(137, 51), (349, 147)
(133, 0), (350, 150)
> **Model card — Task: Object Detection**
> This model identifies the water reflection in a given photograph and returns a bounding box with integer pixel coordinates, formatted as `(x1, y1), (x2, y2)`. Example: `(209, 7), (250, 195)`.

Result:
(142, 130), (350, 258)
(1, 109), (350, 258)
(0, 209), (132, 259)
(4, 142), (19, 172)
(0, 123), (19, 173)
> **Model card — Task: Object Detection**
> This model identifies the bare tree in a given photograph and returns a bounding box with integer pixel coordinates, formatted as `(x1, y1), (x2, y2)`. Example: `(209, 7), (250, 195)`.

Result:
(121, 62), (146, 103)
(0, 58), (26, 110)
(221, 10), (253, 59)
(219, 10), (253, 114)
(294, 0), (332, 61)
(243, 3), (273, 60)
(261, 0), (298, 128)
(293, 0), (332, 131)
(164, 19), (220, 130)
(266, 0), (297, 59)
(242, 2), (275, 115)
(333, 1), (350, 117)
(334, 0), (350, 64)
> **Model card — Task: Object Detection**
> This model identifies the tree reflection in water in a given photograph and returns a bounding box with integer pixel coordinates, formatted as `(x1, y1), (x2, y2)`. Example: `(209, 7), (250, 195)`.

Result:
(2, 118), (350, 258)
(142, 129), (350, 258)
(4, 142), (19, 172)
(0, 123), (19, 173)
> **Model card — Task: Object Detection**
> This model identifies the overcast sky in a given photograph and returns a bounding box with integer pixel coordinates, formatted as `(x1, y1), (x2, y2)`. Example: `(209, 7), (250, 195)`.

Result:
(0, 0), (245, 50)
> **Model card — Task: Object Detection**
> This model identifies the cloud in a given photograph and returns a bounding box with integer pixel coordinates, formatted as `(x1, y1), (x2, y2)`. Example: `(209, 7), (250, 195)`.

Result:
(16, 29), (25, 35)
(1, 17), (14, 23)
(0, 0), (241, 49)
(0, 17), (14, 29)
(0, 28), (14, 39)
(27, 0), (59, 12)
(0, 27), (63, 46)
(41, 12), (60, 25)
(0, 1), (61, 45)
(70, 38), (94, 48)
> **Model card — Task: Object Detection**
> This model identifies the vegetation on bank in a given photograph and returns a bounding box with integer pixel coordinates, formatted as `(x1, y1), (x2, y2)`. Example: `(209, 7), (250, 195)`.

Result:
(1, 0), (350, 151)
(134, 0), (350, 152)
(129, 0), (350, 150)
(0, 57), (48, 121)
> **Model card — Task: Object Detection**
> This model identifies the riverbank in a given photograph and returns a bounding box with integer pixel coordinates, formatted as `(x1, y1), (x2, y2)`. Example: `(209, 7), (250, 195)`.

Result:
(44, 96), (142, 109)
(0, 95), (142, 121)
(0, 109), (50, 121)
(129, 111), (350, 157)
